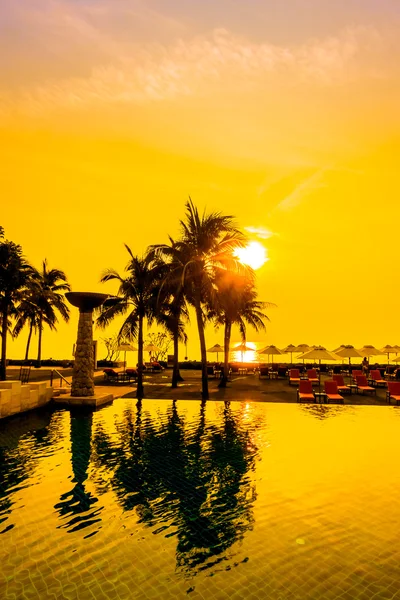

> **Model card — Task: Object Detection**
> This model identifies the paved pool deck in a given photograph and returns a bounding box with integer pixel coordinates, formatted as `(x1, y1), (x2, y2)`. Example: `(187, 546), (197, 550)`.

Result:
(94, 369), (393, 406)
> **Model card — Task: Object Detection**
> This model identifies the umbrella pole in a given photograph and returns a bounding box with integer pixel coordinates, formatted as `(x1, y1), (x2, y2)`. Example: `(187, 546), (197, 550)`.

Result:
(124, 350), (126, 373)
(319, 359), (321, 395)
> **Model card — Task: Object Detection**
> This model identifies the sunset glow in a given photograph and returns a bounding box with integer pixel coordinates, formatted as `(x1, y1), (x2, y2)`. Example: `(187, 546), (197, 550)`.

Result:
(1, 0), (400, 360)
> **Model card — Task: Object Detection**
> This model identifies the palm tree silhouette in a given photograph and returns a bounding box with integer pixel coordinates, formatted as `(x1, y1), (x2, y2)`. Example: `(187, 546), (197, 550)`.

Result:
(151, 199), (246, 399)
(29, 259), (70, 366)
(97, 248), (161, 398)
(147, 239), (190, 388)
(211, 271), (274, 387)
(0, 233), (35, 379)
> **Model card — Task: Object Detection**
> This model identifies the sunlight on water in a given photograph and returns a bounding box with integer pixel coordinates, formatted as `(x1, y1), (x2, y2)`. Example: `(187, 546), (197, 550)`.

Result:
(1, 402), (400, 599)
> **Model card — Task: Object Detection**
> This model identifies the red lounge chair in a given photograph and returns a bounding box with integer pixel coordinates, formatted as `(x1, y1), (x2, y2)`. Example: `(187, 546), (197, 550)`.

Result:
(306, 369), (319, 385)
(324, 380), (344, 404)
(369, 369), (387, 387)
(297, 380), (315, 402)
(387, 382), (400, 405)
(355, 375), (376, 395)
(332, 374), (351, 394)
(289, 369), (300, 386)
(351, 369), (363, 382)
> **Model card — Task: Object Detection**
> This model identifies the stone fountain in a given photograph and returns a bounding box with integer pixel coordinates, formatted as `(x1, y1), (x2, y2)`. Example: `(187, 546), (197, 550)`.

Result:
(62, 292), (113, 408)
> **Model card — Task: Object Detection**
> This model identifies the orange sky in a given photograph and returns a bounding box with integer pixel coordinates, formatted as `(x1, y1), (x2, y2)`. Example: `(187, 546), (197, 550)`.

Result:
(1, 1), (400, 361)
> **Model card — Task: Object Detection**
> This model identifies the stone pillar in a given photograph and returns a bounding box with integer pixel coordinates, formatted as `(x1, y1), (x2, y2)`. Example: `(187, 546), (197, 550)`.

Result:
(71, 310), (94, 397)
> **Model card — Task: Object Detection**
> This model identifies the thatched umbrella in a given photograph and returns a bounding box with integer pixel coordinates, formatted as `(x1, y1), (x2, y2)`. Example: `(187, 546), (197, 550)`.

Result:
(335, 345), (363, 380)
(283, 344), (297, 363)
(207, 343), (224, 362)
(259, 345), (284, 366)
(380, 345), (398, 364)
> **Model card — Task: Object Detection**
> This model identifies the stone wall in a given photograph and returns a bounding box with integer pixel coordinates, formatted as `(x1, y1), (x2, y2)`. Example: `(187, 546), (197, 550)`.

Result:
(0, 381), (53, 420)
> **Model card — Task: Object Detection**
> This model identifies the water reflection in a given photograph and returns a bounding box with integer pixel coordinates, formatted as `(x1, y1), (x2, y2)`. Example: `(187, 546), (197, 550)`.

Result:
(54, 412), (102, 536)
(92, 400), (259, 575)
(299, 403), (350, 420)
(0, 409), (61, 534)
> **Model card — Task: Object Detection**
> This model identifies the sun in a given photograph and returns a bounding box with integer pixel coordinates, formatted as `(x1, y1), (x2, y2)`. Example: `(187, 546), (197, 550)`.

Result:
(235, 241), (269, 270)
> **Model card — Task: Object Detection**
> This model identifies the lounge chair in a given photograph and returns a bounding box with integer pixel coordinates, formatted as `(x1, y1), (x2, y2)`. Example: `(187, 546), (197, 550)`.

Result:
(351, 369), (363, 382)
(297, 380), (315, 402)
(332, 375), (351, 394)
(103, 368), (119, 382)
(289, 369), (300, 386)
(355, 375), (376, 395)
(387, 382), (400, 405)
(306, 369), (319, 385)
(324, 380), (344, 404)
(277, 367), (288, 378)
(125, 368), (138, 382)
(151, 362), (164, 372)
(259, 366), (269, 379)
(369, 369), (387, 387)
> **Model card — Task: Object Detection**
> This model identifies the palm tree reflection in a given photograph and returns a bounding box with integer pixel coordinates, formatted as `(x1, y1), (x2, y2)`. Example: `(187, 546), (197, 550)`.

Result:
(0, 409), (60, 534)
(92, 400), (258, 575)
(54, 412), (102, 535)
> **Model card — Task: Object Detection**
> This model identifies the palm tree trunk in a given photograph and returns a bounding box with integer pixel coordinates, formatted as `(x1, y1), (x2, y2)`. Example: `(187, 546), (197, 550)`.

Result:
(136, 315), (144, 399)
(172, 329), (180, 388)
(194, 296), (209, 400)
(0, 304), (8, 380)
(219, 320), (231, 388)
(37, 314), (43, 367)
(25, 322), (33, 361)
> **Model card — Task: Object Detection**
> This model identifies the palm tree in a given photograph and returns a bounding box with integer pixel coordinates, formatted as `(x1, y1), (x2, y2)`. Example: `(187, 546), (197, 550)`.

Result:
(0, 234), (34, 380)
(151, 199), (247, 399)
(13, 291), (55, 362)
(212, 272), (274, 387)
(32, 260), (70, 366)
(147, 239), (189, 388)
(97, 247), (160, 399)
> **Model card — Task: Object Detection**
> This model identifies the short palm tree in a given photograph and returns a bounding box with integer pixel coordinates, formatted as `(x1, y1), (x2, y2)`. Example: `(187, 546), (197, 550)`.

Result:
(212, 272), (274, 387)
(31, 260), (70, 366)
(0, 234), (35, 379)
(97, 247), (159, 399)
(151, 199), (247, 399)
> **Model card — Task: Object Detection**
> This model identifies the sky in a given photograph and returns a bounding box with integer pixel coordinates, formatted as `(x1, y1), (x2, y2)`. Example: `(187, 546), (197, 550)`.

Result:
(1, 0), (400, 362)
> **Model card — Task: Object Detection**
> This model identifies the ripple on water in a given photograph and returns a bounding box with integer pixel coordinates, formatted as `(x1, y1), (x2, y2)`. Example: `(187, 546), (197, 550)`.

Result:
(1, 401), (400, 599)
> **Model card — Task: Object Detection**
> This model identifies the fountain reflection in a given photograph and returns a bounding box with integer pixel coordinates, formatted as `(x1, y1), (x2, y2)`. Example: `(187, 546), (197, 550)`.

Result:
(54, 412), (102, 536)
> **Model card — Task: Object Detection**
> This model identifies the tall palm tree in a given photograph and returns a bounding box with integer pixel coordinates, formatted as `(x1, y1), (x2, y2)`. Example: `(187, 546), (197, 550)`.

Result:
(151, 199), (247, 399)
(32, 260), (70, 366)
(212, 271), (274, 387)
(97, 247), (160, 399)
(0, 234), (34, 379)
(147, 239), (189, 388)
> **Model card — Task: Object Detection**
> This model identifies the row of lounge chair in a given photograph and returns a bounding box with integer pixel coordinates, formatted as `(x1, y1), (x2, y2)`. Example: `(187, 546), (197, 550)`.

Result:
(297, 377), (400, 404)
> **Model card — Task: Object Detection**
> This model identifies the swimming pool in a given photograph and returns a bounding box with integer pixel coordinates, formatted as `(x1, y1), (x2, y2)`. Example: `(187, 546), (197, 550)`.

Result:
(1, 400), (400, 599)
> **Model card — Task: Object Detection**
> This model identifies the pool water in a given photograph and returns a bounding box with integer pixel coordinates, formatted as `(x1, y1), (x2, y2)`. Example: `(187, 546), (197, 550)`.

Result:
(1, 400), (400, 599)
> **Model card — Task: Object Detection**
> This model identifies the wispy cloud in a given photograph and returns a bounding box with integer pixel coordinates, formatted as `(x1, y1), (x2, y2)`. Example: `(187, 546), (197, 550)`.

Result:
(245, 226), (276, 240)
(0, 16), (391, 118)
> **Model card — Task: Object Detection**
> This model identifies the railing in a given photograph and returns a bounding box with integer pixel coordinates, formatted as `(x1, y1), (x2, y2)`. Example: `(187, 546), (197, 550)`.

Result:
(50, 369), (72, 388)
